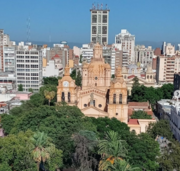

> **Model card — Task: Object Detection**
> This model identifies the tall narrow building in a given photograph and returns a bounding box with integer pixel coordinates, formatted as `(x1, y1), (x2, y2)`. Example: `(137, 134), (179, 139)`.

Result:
(0, 29), (4, 72)
(90, 4), (110, 45)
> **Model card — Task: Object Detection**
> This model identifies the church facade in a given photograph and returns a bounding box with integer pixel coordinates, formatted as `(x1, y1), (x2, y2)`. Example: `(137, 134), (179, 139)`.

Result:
(57, 43), (128, 124)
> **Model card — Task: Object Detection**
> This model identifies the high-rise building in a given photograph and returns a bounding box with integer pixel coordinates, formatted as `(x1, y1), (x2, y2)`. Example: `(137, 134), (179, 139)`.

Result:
(115, 29), (135, 64)
(3, 46), (16, 72)
(90, 4), (110, 45)
(134, 45), (154, 68)
(162, 42), (175, 56)
(16, 47), (42, 92)
(156, 56), (180, 84)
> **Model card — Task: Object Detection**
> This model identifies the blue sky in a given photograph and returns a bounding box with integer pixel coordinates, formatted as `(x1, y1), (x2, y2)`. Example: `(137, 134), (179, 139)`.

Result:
(0, 0), (180, 44)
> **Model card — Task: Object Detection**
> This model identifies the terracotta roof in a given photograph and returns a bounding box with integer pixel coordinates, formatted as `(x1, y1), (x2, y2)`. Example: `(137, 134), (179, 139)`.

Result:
(128, 119), (139, 125)
(51, 54), (60, 60)
(128, 75), (135, 79)
(128, 102), (149, 107)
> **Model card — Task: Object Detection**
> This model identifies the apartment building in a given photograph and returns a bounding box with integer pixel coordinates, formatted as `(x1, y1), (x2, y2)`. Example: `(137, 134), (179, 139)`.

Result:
(134, 45), (154, 68)
(3, 46), (16, 72)
(115, 29), (135, 63)
(162, 42), (175, 56)
(16, 48), (42, 92)
(81, 44), (93, 63)
(156, 56), (180, 84)
(90, 4), (110, 44)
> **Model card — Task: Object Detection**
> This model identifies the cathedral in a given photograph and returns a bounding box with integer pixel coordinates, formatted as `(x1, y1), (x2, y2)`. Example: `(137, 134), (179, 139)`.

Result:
(57, 42), (128, 124)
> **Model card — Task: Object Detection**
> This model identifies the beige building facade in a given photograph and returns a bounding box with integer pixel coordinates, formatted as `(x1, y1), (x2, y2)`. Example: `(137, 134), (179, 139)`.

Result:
(57, 43), (128, 124)
(57, 43), (154, 132)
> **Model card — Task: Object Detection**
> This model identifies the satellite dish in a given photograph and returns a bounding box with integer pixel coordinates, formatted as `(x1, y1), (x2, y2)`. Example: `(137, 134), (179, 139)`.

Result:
(174, 90), (180, 101)
(174, 90), (180, 98)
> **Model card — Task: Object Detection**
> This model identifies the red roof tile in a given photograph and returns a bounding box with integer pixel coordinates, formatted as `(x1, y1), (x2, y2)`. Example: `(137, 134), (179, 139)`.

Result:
(128, 119), (139, 125)
(128, 102), (149, 107)
(128, 75), (135, 79)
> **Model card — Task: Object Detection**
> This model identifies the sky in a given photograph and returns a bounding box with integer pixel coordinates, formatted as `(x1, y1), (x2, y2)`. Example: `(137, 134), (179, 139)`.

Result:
(0, 0), (180, 45)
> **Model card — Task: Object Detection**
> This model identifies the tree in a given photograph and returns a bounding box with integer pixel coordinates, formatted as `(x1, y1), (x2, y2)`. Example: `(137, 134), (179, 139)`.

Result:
(98, 131), (128, 171)
(132, 76), (140, 88)
(2, 105), (96, 166)
(0, 130), (37, 170)
(31, 131), (56, 171)
(43, 77), (61, 86)
(131, 110), (152, 119)
(79, 55), (83, 63)
(75, 70), (82, 86)
(127, 133), (160, 170)
(160, 83), (173, 99)
(29, 88), (34, 93)
(157, 140), (180, 171)
(147, 120), (173, 140)
(40, 85), (57, 105)
(90, 117), (130, 140)
(44, 90), (56, 106)
(18, 84), (23, 91)
(70, 69), (76, 80)
(72, 130), (98, 171)
(105, 159), (140, 171)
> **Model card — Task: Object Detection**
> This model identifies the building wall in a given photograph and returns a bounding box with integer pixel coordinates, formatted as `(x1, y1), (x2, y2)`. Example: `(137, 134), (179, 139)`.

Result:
(0, 30), (4, 72)
(90, 9), (109, 44)
(115, 29), (135, 63)
(16, 50), (42, 92)
(3, 46), (16, 72)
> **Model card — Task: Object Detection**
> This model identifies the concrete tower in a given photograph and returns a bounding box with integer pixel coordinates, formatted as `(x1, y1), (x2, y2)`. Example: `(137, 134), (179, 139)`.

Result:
(90, 4), (110, 45)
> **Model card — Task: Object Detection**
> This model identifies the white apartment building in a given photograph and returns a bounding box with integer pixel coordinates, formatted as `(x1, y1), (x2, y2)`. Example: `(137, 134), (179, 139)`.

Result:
(81, 44), (93, 63)
(115, 29), (135, 63)
(3, 46), (16, 72)
(162, 42), (175, 56)
(3, 34), (10, 46)
(90, 5), (110, 44)
(134, 45), (154, 68)
(43, 60), (63, 77)
(111, 49), (115, 75)
(16, 48), (42, 92)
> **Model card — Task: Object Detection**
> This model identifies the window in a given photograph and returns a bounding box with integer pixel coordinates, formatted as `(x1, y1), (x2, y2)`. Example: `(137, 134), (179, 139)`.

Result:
(61, 92), (65, 101)
(92, 15), (97, 23)
(98, 104), (102, 108)
(84, 104), (87, 107)
(68, 92), (71, 102)
(93, 100), (95, 107)
(98, 26), (101, 34)
(103, 15), (107, 23)
(102, 26), (107, 34)
(95, 83), (97, 86)
(95, 77), (98, 80)
(116, 113), (118, 115)
(119, 94), (122, 104)
(113, 94), (116, 104)
(92, 26), (97, 34)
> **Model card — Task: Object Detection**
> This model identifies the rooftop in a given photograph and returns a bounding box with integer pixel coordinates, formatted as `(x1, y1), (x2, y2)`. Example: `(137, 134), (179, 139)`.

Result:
(128, 119), (139, 125)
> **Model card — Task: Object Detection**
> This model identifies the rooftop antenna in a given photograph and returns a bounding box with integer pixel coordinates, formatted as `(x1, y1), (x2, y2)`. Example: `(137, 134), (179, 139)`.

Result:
(26, 17), (30, 42)
(101, 4), (103, 10)
(105, 4), (108, 10)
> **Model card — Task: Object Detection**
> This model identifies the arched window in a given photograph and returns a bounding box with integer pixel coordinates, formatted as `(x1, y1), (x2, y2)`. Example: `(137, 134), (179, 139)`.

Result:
(68, 92), (71, 102)
(119, 94), (122, 104)
(61, 92), (65, 101)
(150, 75), (152, 79)
(93, 100), (96, 107)
(147, 75), (149, 79)
(95, 83), (97, 86)
(113, 94), (116, 104)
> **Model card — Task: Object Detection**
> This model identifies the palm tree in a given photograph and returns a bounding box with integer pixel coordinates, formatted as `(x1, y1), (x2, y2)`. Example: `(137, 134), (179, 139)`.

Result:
(105, 159), (140, 171)
(31, 132), (55, 171)
(98, 131), (128, 171)
(44, 90), (56, 106)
